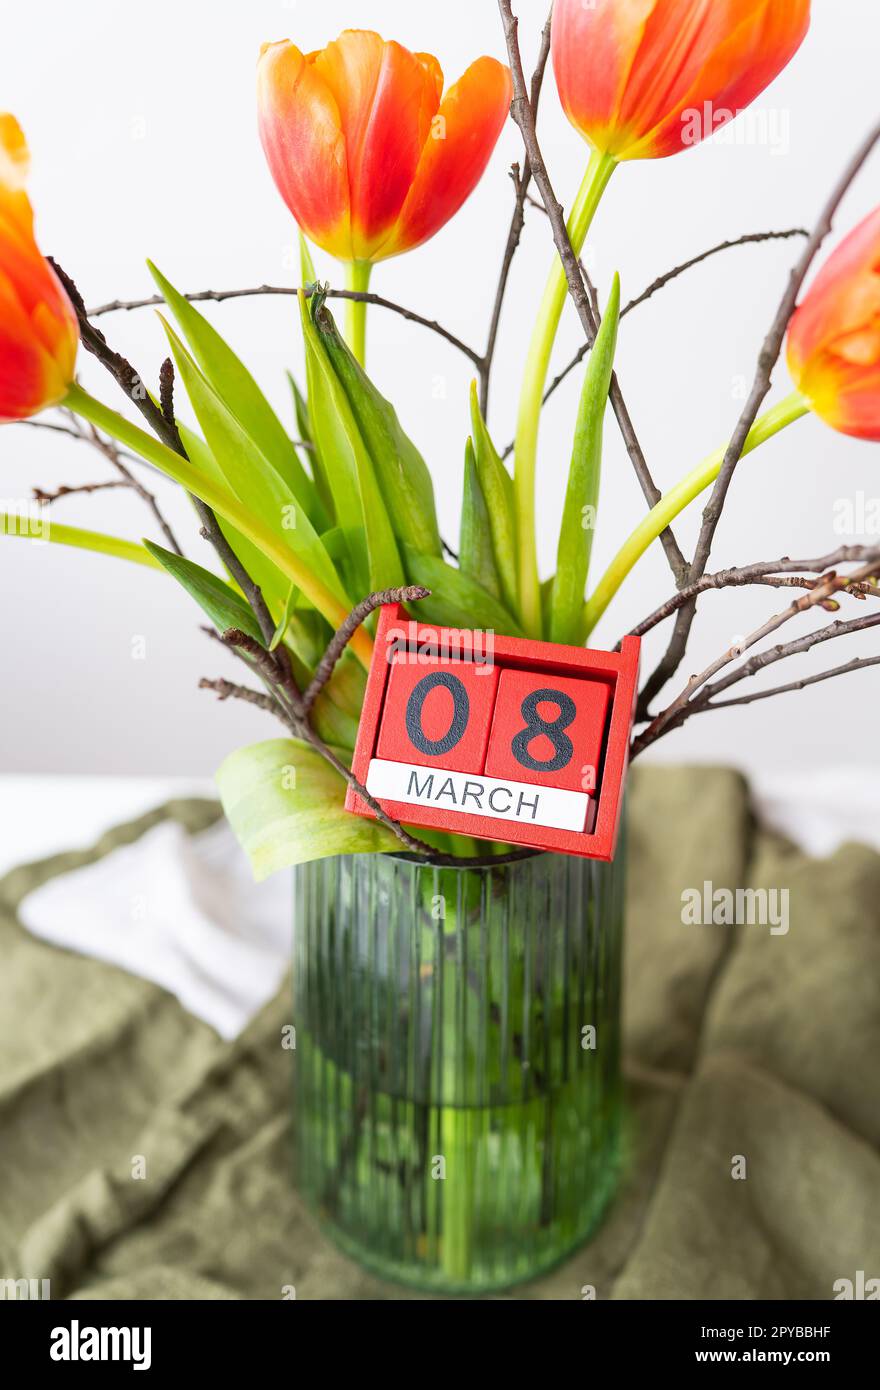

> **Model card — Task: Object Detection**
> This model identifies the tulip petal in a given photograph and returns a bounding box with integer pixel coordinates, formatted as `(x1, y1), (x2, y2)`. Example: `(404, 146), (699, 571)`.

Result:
(257, 40), (352, 259)
(552, 0), (810, 161)
(378, 57), (512, 262)
(314, 31), (441, 260)
(633, 0), (811, 158)
(787, 207), (880, 441)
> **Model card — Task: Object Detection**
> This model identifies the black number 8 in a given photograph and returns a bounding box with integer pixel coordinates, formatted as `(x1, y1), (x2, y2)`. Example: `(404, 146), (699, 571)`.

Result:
(405, 672), (470, 757)
(511, 688), (576, 773)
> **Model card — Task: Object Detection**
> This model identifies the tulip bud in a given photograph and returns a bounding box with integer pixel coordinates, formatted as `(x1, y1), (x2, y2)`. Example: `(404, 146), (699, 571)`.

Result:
(0, 115), (78, 421)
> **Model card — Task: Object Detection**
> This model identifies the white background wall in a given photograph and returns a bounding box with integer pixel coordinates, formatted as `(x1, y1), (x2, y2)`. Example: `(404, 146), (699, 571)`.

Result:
(2, 0), (878, 779)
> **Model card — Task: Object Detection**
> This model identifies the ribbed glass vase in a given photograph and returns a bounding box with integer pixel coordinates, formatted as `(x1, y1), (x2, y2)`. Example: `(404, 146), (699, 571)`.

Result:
(292, 834), (626, 1294)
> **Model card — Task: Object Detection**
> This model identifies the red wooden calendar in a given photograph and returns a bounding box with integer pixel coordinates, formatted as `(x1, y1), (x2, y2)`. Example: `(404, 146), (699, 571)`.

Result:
(345, 604), (640, 860)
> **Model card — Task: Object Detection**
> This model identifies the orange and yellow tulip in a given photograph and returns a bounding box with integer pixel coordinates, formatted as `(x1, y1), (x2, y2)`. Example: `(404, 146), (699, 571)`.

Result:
(0, 114), (78, 422)
(787, 207), (880, 442)
(551, 0), (811, 162)
(257, 30), (512, 265)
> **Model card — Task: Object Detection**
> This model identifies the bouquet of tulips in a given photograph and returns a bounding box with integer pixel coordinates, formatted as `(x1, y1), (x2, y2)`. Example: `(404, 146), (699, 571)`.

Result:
(2, 0), (879, 876)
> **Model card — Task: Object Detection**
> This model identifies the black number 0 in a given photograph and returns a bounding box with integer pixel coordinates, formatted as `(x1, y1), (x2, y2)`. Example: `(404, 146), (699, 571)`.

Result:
(405, 672), (470, 757)
(511, 688), (576, 773)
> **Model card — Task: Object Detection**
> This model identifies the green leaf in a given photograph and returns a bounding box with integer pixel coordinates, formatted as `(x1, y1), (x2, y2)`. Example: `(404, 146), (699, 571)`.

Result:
(287, 371), (335, 525)
(459, 438), (502, 599)
(216, 737), (398, 880)
(161, 316), (349, 611)
(551, 274), (620, 646)
(299, 232), (317, 287)
(402, 547), (525, 636)
(299, 290), (404, 594)
(143, 541), (264, 641)
(64, 384), (373, 669)
(310, 298), (442, 557)
(468, 381), (519, 621)
(147, 261), (321, 521)
(0, 513), (162, 570)
(269, 582), (298, 651)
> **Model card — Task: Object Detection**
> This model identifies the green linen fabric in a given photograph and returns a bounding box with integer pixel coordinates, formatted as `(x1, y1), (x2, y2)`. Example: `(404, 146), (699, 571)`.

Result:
(0, 769), (877, 1301)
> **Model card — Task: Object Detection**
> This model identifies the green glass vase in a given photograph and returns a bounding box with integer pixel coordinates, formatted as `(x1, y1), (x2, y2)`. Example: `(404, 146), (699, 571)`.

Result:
(292, 833), (626, 1294)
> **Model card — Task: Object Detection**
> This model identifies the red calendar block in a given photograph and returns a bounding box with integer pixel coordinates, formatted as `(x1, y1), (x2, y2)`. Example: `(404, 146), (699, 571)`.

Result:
(376, 651), (499, 774)
(345, 605), (641, 862)
(484, 669), (611, 794)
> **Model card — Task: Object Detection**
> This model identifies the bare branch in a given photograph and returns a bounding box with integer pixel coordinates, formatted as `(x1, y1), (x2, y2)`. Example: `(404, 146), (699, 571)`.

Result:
(86, 283), (483, 369)
(33, 480), (130, 504)
(198, 677), (279, 715)
(633, 554), (880, 755)
(497, 0), (687, 584)
(699, 653), (880, 710)
(480, 6), (553, 416)
(302, 585), (431, 713)
(513, 228), (811, 426)
(630, 546), (880, 638)
(641, 117), (880, 713)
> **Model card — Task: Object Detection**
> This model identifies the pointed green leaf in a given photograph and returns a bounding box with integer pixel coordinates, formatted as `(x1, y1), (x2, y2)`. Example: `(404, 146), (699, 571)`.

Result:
(459, 438), (502, 599)
(299, 233), (317, 287)
(269, 582), (299, 651)
(299, 290), (404, 594)
(161, 316), (349, 612)
(551, 274), (620, 646)
(148, 261), (321, 520)
(402, 547), (524, 637)
(310, 298), (442, 557)
(143, 541), (264, 641)
(288, 371), (335, 525)
(217, 737), (398, 880)
(468, 381), (519, 620)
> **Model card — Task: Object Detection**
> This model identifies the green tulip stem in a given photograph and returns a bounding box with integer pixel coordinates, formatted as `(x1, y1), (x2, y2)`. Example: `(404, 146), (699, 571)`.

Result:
(345, 260), (372, 367)
(513, 148), (617, 636)
(582, 389), (811, 637)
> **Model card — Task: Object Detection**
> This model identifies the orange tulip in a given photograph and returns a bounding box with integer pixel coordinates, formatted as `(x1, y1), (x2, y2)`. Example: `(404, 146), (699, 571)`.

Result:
(551, 0), (810, 161)
(0, 114), (78, 422)
(257, 30), (512, 264)
(787, 207), (880, 442)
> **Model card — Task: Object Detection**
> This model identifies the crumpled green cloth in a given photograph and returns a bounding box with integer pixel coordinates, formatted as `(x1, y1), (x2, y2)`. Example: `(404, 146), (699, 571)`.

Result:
(0, 769), (877, 1301)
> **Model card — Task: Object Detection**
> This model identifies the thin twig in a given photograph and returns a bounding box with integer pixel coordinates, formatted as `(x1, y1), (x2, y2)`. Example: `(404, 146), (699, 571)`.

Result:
(633, 555), (880, 754)
(302, 585), (431, 713)
(497, 0), (687, 584)
(630, 546), (880, 638)
(86, 283), (483, 369)
(506, 227), (812, 432)
(198, 677), (279, 715)
(699, 654), (880, 710)
(480, 5), (553, 416)
(640, 118), (880, 714)
(159, 357), (175, 430)
(33, 480), (131, 504)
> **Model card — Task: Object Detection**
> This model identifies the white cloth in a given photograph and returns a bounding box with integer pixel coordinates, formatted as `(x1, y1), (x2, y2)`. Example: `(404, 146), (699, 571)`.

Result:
(16, 812), (292, 1040)
(5, 772), (878, 1040)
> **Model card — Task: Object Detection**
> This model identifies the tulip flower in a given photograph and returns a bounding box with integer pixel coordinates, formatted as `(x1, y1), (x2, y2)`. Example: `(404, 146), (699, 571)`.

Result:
(551, 0), (811, 162)
(0, 114), (78, 422)
(257, 30), (512, 361)
(787, 206), (880, 441)
(512, 0), (811, 636)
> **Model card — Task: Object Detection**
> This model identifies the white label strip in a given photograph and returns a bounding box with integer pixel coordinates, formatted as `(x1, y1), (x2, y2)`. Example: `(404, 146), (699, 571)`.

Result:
(366, 759), (590, 833)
